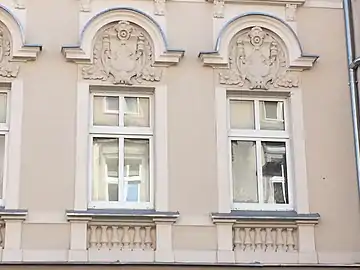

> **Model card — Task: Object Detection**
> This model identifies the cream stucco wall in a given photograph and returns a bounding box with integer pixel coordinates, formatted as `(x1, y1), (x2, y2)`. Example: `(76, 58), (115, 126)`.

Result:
(0, 0), (357, 264)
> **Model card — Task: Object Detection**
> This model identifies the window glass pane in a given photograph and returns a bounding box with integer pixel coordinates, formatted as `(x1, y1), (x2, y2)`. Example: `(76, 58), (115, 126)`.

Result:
(92, 138), (119, 202)
(231, 141), (258, 203)
(261, 141), (289, 204)
(229, 100), (254, 129)
(260, 101), (285, 130)
(0, 93), (7, 124)
(124, 139), (150, 203)
(124, 97), (150, 127)
(93, 96), (119, 126)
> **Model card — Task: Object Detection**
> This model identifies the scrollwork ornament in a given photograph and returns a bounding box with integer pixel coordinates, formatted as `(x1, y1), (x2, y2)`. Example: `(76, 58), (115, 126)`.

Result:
(219, 26), (298, 89)
(82, 21), (162, 85)
(0, 27), (19, 78)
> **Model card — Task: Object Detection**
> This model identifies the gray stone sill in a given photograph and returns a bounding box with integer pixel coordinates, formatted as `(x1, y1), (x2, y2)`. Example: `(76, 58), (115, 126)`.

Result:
(66, 209), (179, 223)
(0, 207), (28, 220)
(211, 210), (320, 224)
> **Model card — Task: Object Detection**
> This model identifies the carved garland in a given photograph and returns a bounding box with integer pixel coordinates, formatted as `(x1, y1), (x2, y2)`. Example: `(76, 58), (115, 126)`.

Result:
(0, 26), (19, 78)
(82, 21), (162, 85)
(219, 26), (298, 90)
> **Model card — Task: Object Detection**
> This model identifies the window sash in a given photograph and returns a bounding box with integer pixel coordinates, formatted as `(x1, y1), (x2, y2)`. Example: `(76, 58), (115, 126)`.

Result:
(90, 92), (153, 130)
(88, 135), (154, 209)
(228, 96), (293, 211)
(227, 97), (289, 133)
(89, 92), (154, 209)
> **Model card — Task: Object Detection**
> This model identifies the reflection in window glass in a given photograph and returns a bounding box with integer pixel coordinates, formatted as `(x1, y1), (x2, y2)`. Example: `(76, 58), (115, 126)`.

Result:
(124, 97), (150, 127)
(0, 94), (7, 124)
(229, 100), (255, 129)
(261, 141), (288, 204)
(93, 96), (119, 126)
(92, 138), (119, 202)
(231, 141), (258, 203)
(124, 139), (150, 203)
(260, 101), (285, 130)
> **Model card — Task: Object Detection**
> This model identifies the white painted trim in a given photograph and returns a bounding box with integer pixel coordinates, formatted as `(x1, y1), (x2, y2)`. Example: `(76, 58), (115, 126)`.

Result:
(74, 84), (169, 211)
(303, 0), (342, 9)
(200, 15), (317, 69)
(62, 9), (183, 65)
(4, 79), (23, 209)
(290, 89), (310, 213)
(154, 85), (169, 211)
(0, 7), (41, 62)
(215, 86), (231, 212)
(74, 82), (90, 210)
(88, 91), (154, 209)
(215, 88), (310, 213)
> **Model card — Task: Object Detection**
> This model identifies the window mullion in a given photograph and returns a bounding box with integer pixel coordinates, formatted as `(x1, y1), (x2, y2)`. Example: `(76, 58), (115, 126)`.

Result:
(118, 137), (125, 203)
(119, 96), (125, 127)
(256, 140), (264, 204)
(254, 99), (260, 130)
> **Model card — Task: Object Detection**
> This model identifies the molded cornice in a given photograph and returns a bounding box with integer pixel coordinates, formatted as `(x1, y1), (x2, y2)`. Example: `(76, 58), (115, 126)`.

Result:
(206, 0), (305, 5)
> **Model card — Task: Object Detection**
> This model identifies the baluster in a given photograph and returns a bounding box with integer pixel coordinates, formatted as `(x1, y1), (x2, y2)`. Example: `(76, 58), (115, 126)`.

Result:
(133, 226), (142, 250)
(254, 228), (262, 252)
(144, 226), (152, 250)
(112, 226), (120, 249)
(244, 228), (252, 251)
(128, 226), (135, 250)
(118, 227), (124, 250)
(265, 228), (274, 252)
(286, 228), (295, 251)
(260, 228), (266, 251)
(233, 228), (241, 251)
(106, 226), (113, 249)
(0, 224), (4, 249)
(122, 226), (130, 250)
(139, 226), (146, 250)
(150, 226), (156, 250)
(275, 228), (284, 252)
(239, 228), (246, 251)
(96, 225), (102, 249)
(100, 226), (108, 249)
(89, 226), (97, 249)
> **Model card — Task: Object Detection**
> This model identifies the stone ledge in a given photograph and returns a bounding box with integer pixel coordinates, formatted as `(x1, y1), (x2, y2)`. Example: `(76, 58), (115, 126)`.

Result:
(211, 210), (320, 224)
(0, 208), (28, 220)
(66, 209), (179, 223)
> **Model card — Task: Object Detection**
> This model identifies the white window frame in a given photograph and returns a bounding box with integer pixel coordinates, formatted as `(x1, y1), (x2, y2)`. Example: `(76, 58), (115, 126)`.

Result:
(228, 96), (293, 211)
(0, 88), (10, 207)
(215, 87), (311, 214)
(88, 91), (154, 210)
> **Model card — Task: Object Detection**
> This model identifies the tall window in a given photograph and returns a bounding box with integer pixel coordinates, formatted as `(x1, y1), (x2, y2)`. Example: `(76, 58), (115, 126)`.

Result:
(0, 89), (8, 206)
(228, 96), (292, 210)
(89, 91), (153, 209)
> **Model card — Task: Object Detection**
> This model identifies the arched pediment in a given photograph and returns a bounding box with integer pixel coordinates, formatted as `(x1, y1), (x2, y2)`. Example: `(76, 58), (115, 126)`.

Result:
(62, 8), (184, 67)
(0, 5), (41, 78)
(199, 13), (318, 89)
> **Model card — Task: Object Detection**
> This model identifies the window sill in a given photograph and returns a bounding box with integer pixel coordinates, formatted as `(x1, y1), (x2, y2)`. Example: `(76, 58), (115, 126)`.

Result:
(211, 210), (320, 224)
(66, 208), (179, 223)
(0, 208), (27, 220)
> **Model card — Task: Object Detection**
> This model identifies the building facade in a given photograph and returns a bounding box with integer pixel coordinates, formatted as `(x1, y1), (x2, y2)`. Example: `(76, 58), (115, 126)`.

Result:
(0, 0), (357, 268)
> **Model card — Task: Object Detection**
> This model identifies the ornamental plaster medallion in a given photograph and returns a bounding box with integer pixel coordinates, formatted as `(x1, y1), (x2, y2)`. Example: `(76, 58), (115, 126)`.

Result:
(219, 26), (298, 89)
(0, 26), (19, 78)
(82, 21), (162, 85)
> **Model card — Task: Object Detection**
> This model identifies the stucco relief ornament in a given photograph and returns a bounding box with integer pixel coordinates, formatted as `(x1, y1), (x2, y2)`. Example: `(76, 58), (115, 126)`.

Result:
(219, 26), (298, 89)
(82, 21), (162, 85)
(0, 28), (19, 78)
